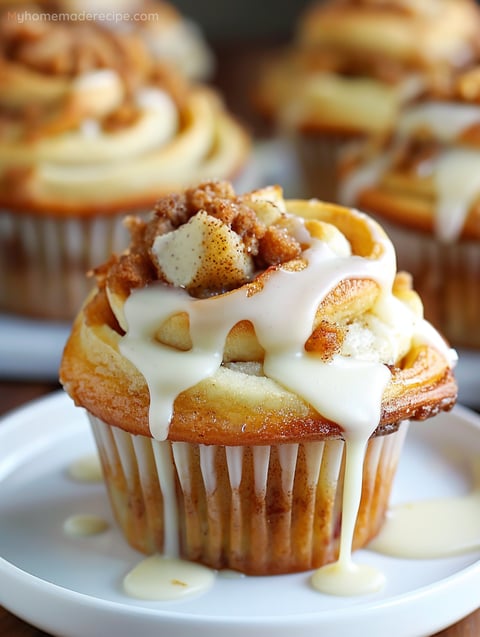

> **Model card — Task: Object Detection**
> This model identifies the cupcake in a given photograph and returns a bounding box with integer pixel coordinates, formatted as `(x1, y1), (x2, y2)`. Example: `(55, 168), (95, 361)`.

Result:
(0, 9), (249, 320)
(50, 0), (214, 81)
(254, 0), (480, 201)
(60, 180), (457, 577)
(339, 66), (480, 349)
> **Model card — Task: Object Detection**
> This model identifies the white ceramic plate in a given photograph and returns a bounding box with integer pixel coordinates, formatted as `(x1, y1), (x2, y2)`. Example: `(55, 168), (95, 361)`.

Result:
(0, 392), (480, 637)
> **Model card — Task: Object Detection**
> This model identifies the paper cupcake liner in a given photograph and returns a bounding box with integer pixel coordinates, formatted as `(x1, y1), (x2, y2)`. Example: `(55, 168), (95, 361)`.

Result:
(377, 218), (480, 349)
(0, 209), (134, 321)
(89, 414), (408, 575)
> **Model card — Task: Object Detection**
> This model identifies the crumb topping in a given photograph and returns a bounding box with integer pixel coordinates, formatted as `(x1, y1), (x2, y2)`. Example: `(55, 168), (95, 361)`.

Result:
(85, 181), (426, 370)
(89, 181), (303, 314)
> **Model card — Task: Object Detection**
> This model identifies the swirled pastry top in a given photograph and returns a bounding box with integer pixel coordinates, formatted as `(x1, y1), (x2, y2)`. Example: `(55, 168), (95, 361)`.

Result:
(0, 10), (248, 214)
(340, 67), (480, 241)
(298, 0), (480, 70)
(60, 181), (457, 444)
(255, 0), (480, 134)
(47, 0), (214, 80)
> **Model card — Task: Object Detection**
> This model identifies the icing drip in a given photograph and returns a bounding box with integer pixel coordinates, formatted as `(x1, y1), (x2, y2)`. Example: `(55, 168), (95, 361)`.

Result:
(63, 514), (109, 537)
(370, 460), (480, 559)
(123, 555), (215, 601)
(341, 102), (480, 242)
(117, 207), (452, 596)
(120, 225), (398, 441)
(434, 148), (480, 242)
(68, 453), (103, 482)
(398, 102), (480, 142)
(311, 438), (386, 596)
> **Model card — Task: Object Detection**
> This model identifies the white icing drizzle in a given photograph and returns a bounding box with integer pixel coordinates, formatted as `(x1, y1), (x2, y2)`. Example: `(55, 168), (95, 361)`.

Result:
(311, 438), (386, 596)
(370, 492), (480, 559)
(120, 215), (449, 440)
(151, 441), (180, 558)
(63, 514), (109, 537)
(117, 208), (453, 596)
(68, 453), (103, 483)
(120, 221), (398, 441)
(311, 551), (385, 596)
(434, 148), (480, 241)
(370, 461), (480, 559)
(398, 102), (480, 142)
(123, 555), (215, 601)
(217, 569), (246, 579)
(340, 102), (480, 242)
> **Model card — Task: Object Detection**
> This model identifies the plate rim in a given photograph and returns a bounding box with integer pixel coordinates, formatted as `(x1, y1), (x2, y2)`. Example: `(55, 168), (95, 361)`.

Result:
(1, 392), (480, 637)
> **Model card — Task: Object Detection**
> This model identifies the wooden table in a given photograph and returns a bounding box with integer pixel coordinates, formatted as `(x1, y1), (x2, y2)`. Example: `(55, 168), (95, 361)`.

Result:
(0, 380), (479, 636)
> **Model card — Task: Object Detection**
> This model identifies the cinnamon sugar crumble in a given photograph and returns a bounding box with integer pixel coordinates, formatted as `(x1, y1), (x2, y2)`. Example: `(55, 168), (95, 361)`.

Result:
(258, 225), (303, 266)
(185, 181), (266, 256)
(90, 181), (303, 308)
(83, 181), (352, 363)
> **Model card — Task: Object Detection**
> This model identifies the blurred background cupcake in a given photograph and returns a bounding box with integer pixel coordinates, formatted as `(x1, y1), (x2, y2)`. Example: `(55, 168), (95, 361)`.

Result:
(339, 65), (480, 349)
(50, 0), (215, 81)
(254, 0), (480, 202)
(0, 5), (250, 321)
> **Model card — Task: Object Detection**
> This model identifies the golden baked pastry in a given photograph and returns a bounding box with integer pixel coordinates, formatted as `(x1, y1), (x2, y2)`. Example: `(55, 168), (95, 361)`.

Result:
(60, 181), (457, 575)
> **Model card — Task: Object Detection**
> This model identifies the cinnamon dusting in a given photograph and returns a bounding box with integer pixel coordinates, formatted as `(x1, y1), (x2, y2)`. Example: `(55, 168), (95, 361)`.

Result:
(94, 181), (303, 303)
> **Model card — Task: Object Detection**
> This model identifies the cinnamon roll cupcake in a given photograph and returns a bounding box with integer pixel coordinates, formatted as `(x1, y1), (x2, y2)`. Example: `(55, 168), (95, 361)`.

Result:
(340, 66), (480, 348)
(254, 0), (480, 201)
(0, 9), (248, 320)
(60, 180), (457, 578)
